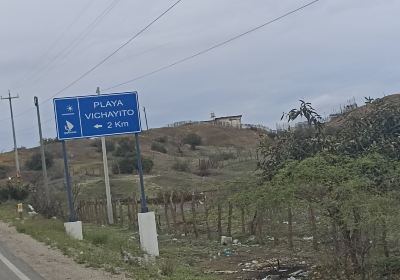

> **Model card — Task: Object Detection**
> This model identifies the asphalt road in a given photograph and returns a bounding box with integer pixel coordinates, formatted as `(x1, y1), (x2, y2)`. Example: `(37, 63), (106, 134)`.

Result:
(0, 241), (44, 280)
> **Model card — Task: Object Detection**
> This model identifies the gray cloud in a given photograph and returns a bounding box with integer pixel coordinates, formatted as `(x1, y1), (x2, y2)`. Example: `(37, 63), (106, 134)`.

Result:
(0, 0), (399, 150)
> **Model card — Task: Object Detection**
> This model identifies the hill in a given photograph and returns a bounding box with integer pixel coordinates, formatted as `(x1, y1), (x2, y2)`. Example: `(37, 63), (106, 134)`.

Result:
(0, 124), (262, 200)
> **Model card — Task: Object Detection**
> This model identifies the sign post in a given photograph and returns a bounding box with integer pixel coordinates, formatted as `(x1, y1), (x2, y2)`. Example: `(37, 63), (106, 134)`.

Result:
(61, 140), (76, 222)
(135, 133), (148, 213)
(53, 92), (158, 254)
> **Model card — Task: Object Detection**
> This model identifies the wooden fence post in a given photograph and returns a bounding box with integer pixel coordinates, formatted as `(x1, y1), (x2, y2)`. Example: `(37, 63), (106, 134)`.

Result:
(112, 199), (117, 223)
(133, 194), (138, 228)
(191, 192), (199, 238)
(127, 198), (133, 227)
(169, 191), (177, 228)
(95, 199), (100, 224)
(204, 195), (211, 240)
(227, 201), (233, 237)
(217, 202), (222, 237)
(180, 192), (187, 235)
(241, 207), (246, 234)
(119, 200), (124, 225)
(163, 192), (170, 232)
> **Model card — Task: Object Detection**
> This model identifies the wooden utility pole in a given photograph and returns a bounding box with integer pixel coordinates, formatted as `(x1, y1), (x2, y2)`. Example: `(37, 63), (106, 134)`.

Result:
(34, 96), (50, 204)
(1, 91), (20, 176)
(97, 87), (114, 224)
(143, 106), (149, 130)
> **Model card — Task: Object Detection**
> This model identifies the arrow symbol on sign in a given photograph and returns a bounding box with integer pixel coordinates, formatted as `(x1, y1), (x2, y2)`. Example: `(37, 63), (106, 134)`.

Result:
(94, 124), (103, 129)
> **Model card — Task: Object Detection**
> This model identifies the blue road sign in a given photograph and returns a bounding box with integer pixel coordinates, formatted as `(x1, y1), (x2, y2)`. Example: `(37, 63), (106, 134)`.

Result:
(54, 92), (141, 140)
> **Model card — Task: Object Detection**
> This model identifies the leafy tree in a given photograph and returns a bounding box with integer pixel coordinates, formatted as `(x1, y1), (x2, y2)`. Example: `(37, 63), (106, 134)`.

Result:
(112, 155), (153, 174)
(151, 142), (167, 153)
(113, 137), (136, 157)
(25, 151), (54, 171)
(183, 133), (202, 150)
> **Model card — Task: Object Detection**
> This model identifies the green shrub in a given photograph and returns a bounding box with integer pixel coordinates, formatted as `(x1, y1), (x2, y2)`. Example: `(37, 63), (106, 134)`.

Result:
(209, 152), (236, 162)
(25, 151), (54, 171)
(183, 133), (202, 150)
(0, 166), (7, 179)
(43, 138), (59, 144)
(375, 256), (400, 276)
(155, 136), (168, 143)
(172, 159), (190, 172)
(113, 138), (136, 157)
(0, 179), (30, 201)
(151, 142), (167, 153)
(92, 139), (115, 153)
(112, 156), (154, 174)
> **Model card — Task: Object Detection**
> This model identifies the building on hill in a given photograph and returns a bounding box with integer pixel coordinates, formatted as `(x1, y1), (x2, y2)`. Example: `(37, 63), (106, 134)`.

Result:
(212, 115), (242, 128)
(167, 114), (243, 129)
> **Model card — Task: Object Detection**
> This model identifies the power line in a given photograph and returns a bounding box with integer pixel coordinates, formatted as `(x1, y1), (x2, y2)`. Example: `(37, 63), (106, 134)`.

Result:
(42, 0), (183, 103)
(11, 0), (95, 91)
(105, 0), (320, 91)
(2, 0), (122, 121)
(14, 0), (120, 91)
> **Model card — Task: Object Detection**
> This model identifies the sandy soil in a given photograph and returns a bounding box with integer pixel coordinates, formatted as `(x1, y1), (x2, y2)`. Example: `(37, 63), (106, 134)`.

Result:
(0, 221), (128, 280)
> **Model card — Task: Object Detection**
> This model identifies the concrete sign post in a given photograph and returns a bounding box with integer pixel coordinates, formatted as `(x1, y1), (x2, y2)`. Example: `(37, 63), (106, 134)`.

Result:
(53, 92), (159, 254)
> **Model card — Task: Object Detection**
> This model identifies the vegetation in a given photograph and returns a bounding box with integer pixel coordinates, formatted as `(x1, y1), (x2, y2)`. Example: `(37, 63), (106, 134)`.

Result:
(183, 133), (202, 150)
(155, 136), (168, 143)
(251, 97), (400, 279)
(25, 151), (54, 171)
(151, 142), (167, 153)
(172, 158), (191, 172)
(0, 165), (7, 179)
(0, 178), (29, 201)
(91, 138), (115, 153)
(0, 203), (215, 280)
(113, 137), (136, 157)
(112, 156), (154, 174)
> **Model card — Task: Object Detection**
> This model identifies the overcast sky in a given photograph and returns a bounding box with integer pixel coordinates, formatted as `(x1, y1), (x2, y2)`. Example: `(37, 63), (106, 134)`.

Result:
(0, 0), (399, 151)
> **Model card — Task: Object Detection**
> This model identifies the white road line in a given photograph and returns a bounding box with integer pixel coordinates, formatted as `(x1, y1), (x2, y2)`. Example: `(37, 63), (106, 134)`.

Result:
(0, 251), (31, 280)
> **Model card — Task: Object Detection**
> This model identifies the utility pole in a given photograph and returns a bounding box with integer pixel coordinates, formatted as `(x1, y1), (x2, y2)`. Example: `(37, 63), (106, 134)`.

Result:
(143, 106), (149, 130)
(1, 91), (20, 176)
(97, 87), (114, 224)
(34, 96), (50, 205)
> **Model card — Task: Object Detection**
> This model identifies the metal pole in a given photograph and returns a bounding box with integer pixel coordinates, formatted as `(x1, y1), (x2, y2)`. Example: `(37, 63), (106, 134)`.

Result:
(34, 96), (50, 204)
(1, 91), (20, 176)
(61, 140), (76, 222)
(135, 133), (148, 213)
(97, 87), (114, 224)
(143, 106), (149, 130)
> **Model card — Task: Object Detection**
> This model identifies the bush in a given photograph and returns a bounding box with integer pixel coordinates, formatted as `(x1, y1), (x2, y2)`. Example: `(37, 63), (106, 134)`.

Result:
(25, 151), (54, 171)
(112, 156), (154, 174)
(155, 136), (168, 143)
(172, 159), (190, 172)
(151, 142), (167, 153)
(183, 133), (202, 150)
(113, 138), (136, 157)
(0, 166), (7, 179)
(92, 139), (115, 153)
(375, 256), (400, 277)
(197, 159), (210, 176)
(43, 138), (59, 144)
(209, 152), (237, 162)
(0, 179), (30, 201)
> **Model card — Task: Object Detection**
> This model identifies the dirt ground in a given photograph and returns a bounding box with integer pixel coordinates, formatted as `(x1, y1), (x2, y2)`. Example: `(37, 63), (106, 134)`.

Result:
(0, 221), (127, 280)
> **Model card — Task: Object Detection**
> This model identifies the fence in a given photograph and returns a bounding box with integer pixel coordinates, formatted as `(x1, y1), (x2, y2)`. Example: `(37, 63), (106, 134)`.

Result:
(76, 190), (311, 246)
